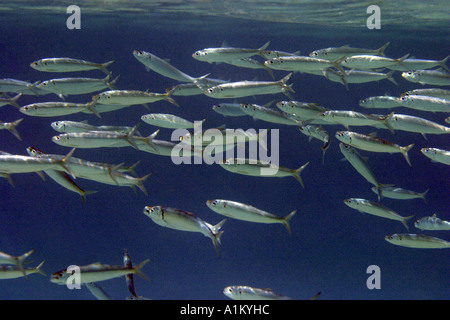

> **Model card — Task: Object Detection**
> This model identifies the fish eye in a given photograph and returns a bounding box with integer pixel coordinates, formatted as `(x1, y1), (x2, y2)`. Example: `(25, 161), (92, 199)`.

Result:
(220, 88), (223, 91)
(195, 52), (199, 56)
(207, 88), (213, 93)
(269, 60), (273, 64)
(211, 201), (217, 206)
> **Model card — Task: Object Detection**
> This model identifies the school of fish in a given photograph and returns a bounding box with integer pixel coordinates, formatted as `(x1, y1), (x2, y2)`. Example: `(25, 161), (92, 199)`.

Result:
(0, 40), (449, 300)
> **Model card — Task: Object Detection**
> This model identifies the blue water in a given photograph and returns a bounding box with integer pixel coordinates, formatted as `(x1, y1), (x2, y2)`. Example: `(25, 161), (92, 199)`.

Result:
(0, 4), (449, 300)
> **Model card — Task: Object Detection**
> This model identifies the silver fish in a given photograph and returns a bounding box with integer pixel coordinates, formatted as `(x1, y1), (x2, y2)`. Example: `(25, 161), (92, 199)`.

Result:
(192, 41), (270, 63)
(382, 112), (450, 137)
(344, 198), (414, 231)
(0, 118), (23, 140)
(401, 88), (450, 100)
(387, 55), (450, 72)
(20, 101), (100, 118)
(133, 50), (208, 83)
(30, 58), (114, 74)
(339, 143), (387, 200)
(359, 96), (402, 109)
(402, 69), (450, 86)
(385, 234), (450, 249)
(396, 95), (450, 113)
(93, 89), (178, 107)
(414, 214), (450, 231)
(219, 158), (309, 188)
(0, 261), (45, 280)
(203, 73), (294, 99)
(371, 186), (429, 203)
(340, 54), (409, 70)
(309, 42), (389, 60)
(299, 125), (330, 163)
(37, 74), (118, 97)
(421, 147), (450, 165)
(223, 285), (292, 300)
(50, 260), (150, 285)
(335, 131), (414, 167)
(143, 206), (226, 255)
(206, 199), (297, 233)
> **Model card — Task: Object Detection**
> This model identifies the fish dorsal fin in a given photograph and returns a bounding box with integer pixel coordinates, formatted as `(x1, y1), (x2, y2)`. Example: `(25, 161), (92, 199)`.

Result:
(431, 214), (437, 218)
(221, 40), (230, 48)
(80, 120), (89, 124)
(368, 132), (378, 137)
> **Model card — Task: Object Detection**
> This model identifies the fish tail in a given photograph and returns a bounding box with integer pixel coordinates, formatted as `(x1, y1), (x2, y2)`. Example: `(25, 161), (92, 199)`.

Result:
(257, 41), (271, 54)
(80, 190), (98, 206)
(292, 161), (310, 189)
(386, 70), (398, 86)
(34, 260), (47, 277)
(7, 118), (23, 141)
(420, 188), (430, 204)
(86, 101), (101, 119)
(99, 60), (115, 75)
(320, 140), (331, 164)
(439, 54), (450, 72)
(402, 215), (415, 231)
(282, 210), (297, 234)
(133, 259), (150, 282)
(1, 172), (14, 187)
(137, 172), (152, 196)
(396, 54), (410, 67)
(164, 87), (179, 107)
(401, 143), (414, 167)
(9, 93), (22, 109)
(309, 291), (322, 300)
(107, 74), (120, 90)
(144, 129), (160, 154)
(211, 219), (227, 256)
(59, 148), (77, 179)
(377, 41), (390, 57)
(15, 249), (34, 278)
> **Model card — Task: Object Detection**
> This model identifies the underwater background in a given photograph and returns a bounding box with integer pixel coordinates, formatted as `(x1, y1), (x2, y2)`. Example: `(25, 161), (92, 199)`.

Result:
(0, 0), (448, 300)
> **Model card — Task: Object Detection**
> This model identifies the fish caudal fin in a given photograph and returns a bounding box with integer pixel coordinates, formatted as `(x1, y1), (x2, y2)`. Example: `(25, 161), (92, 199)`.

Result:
(34, 260), (47, 277)
(402, 215), (415, 231)
(401, 143), (414, 167)
(7, 118), (23, 141)
(440, 55), (450, 72)
(132, 259), (150, 282)
(99, 60), (115, 75)
(282, 210), (297, 234)
(211, 219), (226, 256)
(16, 249), (34, 279)
(377, 42), (390, 57)
(292, 161), (310, 189)
(421, 188), (429, 204)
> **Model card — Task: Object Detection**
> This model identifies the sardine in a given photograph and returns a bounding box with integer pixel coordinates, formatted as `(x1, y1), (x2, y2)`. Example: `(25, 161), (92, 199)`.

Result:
(219, 158), (309, 188)
(414, 214), (450, 231)
(206, 199), (297, 233)
(385, 233), (450, 249)
(192, 41), (270, 63)
(344, 198), (414, 231)
(143, 205), (226, 255)
(50, 260), (150, 285)
(401, 69), (450, 86)
(30, 58), (114, 74)
(371, 186), (429, 203)
(335, 131), (414, 166)
(309, 42), (390, 60)
(421, 147), (450, 165)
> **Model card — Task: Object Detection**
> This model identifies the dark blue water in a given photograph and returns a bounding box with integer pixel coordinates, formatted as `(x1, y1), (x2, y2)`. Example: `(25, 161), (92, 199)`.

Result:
(0, 9), (449, 300)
